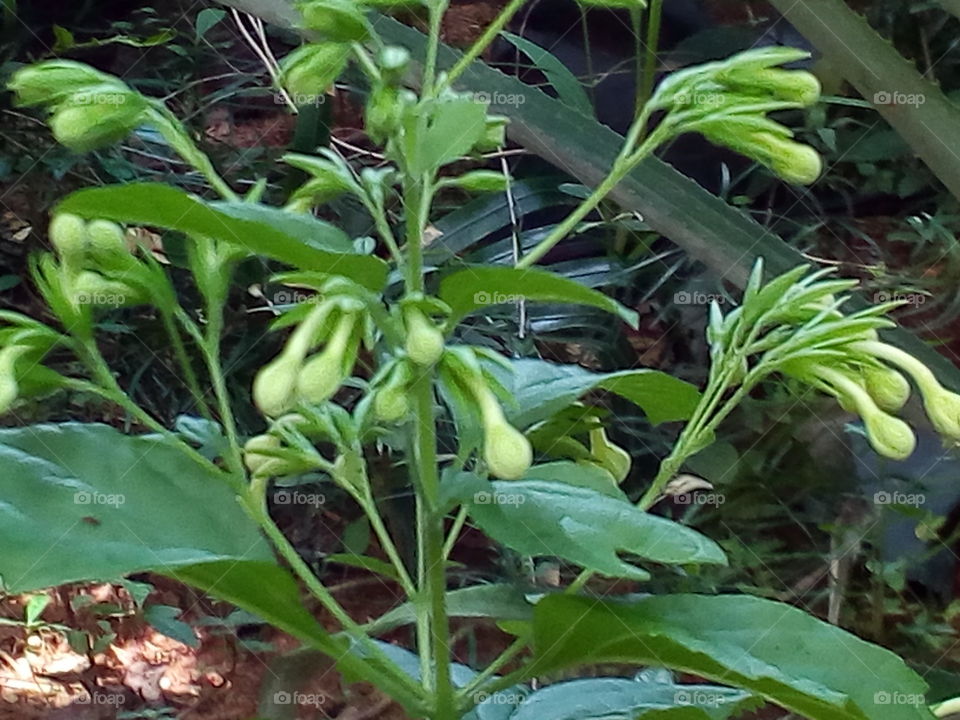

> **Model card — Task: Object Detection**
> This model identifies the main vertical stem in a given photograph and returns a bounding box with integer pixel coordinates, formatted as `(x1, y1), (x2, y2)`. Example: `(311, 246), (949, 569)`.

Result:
(405, 175), (455, 719)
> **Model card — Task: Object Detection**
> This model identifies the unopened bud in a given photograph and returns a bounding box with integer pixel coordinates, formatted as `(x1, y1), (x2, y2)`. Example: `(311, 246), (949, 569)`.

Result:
(863, 408), (916, 461)
(862, 364), (911, 413)
(243, 434), (281, 474)
(484, 419), (533, 480)
(254, 355), (302, 417)
(404, 308), (444, 366)
(720, 67), (821, 106)
(281, 43), (348, 99)
(589, 427), (631, 484)
(298, 0), (369, 42)
(9, 60), (113, 107)
(49, 91), (147, 152)
(49, 214), (88, 266)
(297, 312), (358, 404)
(0, 346), (27, 415)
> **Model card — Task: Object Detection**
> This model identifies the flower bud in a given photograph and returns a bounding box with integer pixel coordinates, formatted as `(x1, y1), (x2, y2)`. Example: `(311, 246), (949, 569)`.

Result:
(450, 170), (510, 193)
(483, 418), (534, 480)
(404, 308), (444, 367)
(379, 46), (411, 81)
(86, 219), (127, 258)
(589, 427), (631, 483)
(768, 138), (823, 186)
(49, 214), (88, 266)
(863, 409), (916, 461)
(365, 85), (402, 144)
(297, 312), (359, 404)
(720, 68), (821, 106)
(374, 361), (413, 423)
(8, 60), (113, 107)
(862, 364), (911, 413)
(49, 92), (148, 153)
(281, 43), (348, 99)
(474, 115), (509, 153)
(298, 0), (369, 42)
(924, 388), (960, 441)
(253, 355), (303, 417)
(243, 434), (281, 474)
(72, 271), (145, 307)
(0, 346), (27, 415)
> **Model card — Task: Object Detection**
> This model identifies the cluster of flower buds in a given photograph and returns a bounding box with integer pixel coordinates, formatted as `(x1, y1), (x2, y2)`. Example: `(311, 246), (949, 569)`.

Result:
(440, 347), (532, 480)
(253, 284), (371, 418)
(9, 61), (148, 153)
(48, 214), (149, 310)
(650, 47), (823, 185)
(788, 339), (960, 461)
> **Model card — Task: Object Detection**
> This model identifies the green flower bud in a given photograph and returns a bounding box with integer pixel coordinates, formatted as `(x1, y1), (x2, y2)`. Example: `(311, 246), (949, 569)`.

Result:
(365, 85), (402, 144)
(49, 91), (148, 152)
(720, 68), (822, 106)
(474, 386), (532, 480)
(863, 409), (916, 461)
(0, 346), (28, 415)
(280, 43), (348, 100)
(812, 362), (916, 460)
(767, 138), (823, 186)
(700, 126), (822, 186)
(474, 115), (509, 153)
(297, 312), (359, 404)
(49, 214), (88, 266)
(86, 219), (127, 258)
(862, 364), (911, 413)
(72, 271), (146, 308)
(253, 303), (333, 417)
(853, 340), (960, 441)
(589, 427), (631, 483)
(374, 361), (414, 423)
(243, 434), (281, 474)
(379, 46), (411, 80)
(253, 356), (302, 417)
(451, 170), (510, 193)
(8, 60), (114, 108)
(404, 308), (444, 367)
(483, 415), (534, 480)
(298, 0), (369, 42)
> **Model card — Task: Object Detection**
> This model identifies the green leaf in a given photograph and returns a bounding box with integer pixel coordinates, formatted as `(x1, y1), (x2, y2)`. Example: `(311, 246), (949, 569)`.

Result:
(445, 474), (726, 580)
(498, 358), (700, 428)
(440, 266), (639, 328)
(0, 423), (273, 593)
(510, 676), (757, 720)
(367, 583), (533, 635)
(196, 8), (227, 40)
(56, 184), (388, 290)
(24, 594), (50, 625)
(405, 96), (488, 174)
(532, 594), (935, 720)
(501, 32), (594, 117)
(325, 553), (400, 581)
(143, 604), (199, 648)
(171, 560), (425, 714)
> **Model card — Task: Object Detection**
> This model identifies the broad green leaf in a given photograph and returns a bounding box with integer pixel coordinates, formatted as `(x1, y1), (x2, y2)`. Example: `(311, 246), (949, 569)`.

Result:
(510, 676), (758, 720)
(196, 7), (227, 39)
(143, 604), (199, 648)
(171, 561), (426, 714)
(445, 474), (726, 579)
(367, 583), (533, 635)
(56, 183), (388, 290)
(405, 96), (488, 174)
(501, 32), (594, 117)
(498, 358), (700, 428)
(440, 266), (639, 328)
(532, 594), (935, 720)
(0, 423), (273, 593)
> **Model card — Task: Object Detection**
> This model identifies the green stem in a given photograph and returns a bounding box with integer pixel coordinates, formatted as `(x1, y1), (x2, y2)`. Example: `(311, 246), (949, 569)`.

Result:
(457, 635), (528, 708)
(159, 308), (212, 421)
(354, 484), (417, 595)
(443, 0), (527, 90)
(639, 0), (662, 116)
(442, 505), (468, 560)
(422, 0), (448, 98)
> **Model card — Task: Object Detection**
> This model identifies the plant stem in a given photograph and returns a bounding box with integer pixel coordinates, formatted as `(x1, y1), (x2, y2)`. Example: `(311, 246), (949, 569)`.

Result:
(457, 635), (528, 708)
(442, 505), (468, 560)
(443, 0), (527, 90)
(639, 0), (662, 116)
(422, 0), (448, 98)
(159, 308), (213, 421)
